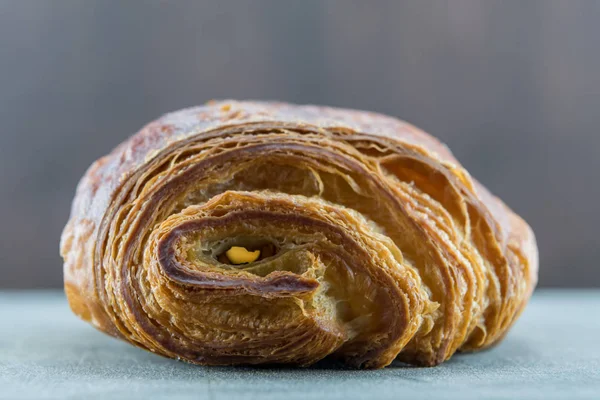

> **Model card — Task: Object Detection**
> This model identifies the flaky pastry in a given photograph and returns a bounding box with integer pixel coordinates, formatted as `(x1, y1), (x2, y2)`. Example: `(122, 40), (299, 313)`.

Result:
(61, 101), (538, 368)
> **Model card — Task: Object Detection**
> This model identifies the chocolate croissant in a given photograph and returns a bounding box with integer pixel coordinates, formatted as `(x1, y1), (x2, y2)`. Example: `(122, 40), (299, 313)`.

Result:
(60, 100), (538, 368)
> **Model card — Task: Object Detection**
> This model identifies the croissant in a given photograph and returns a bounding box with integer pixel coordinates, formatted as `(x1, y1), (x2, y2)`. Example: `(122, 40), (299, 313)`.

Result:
(60, 100), (538, 368)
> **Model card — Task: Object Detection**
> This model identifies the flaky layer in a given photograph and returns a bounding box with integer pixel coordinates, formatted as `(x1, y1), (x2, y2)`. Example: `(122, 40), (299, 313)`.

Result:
(60, 100), (538, 368)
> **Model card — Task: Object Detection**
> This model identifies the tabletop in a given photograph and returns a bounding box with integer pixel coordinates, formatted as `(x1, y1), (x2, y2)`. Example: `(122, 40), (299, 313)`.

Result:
(0, 290), (598, 400)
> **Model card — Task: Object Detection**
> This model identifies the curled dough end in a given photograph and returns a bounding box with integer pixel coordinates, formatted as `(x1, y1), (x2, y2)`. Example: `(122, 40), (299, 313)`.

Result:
(61, 100), (537, 368)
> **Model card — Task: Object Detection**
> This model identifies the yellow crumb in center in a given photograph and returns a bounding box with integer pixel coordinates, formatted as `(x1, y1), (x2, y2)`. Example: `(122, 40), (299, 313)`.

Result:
(225, 246), (260, 264)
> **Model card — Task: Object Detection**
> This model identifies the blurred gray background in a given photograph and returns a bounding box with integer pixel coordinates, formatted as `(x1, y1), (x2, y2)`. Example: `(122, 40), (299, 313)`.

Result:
(1, 0), (598, 288)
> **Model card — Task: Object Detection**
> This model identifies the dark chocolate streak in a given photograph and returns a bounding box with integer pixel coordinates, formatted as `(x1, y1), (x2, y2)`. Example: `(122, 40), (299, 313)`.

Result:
(157, 210), (362, 294)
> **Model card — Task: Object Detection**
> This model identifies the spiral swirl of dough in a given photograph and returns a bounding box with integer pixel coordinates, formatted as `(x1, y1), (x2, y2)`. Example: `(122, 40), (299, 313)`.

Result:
(60, 101), (537, 368)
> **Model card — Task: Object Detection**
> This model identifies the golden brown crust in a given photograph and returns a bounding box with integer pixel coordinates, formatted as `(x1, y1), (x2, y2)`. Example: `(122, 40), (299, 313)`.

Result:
(60, 100), (537, 368)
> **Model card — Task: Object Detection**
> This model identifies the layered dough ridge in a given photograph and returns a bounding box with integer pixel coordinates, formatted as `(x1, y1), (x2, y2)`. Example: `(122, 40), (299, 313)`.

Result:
(61, 101), (537, 368)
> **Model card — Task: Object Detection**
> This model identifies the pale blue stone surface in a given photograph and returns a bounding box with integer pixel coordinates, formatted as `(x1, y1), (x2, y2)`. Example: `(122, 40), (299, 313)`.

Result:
(1, 290), (598, 400)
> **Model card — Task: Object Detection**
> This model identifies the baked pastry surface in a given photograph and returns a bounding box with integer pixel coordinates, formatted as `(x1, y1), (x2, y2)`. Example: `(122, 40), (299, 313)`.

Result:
(60, 100), (538, 368)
